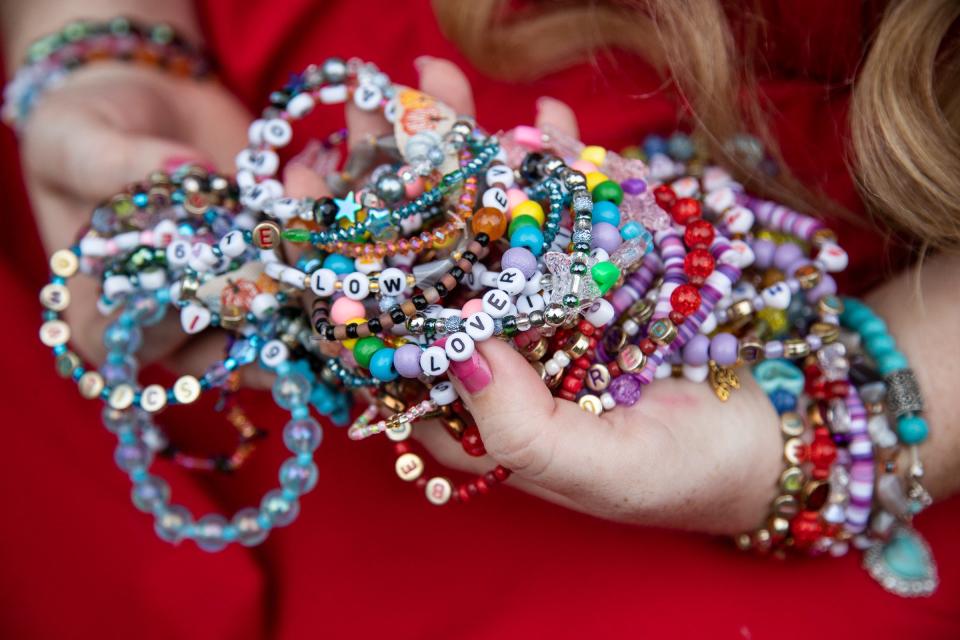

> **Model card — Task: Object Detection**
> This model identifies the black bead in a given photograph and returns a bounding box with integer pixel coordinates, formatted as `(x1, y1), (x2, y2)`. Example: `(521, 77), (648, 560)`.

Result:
(449, 266), (465, 281)
(367, 318), (382, 334)
(462, 251), (478, 264)
(389, 305), (406, 324)
(412, 294), (428, 310)
(313, 197), (339, 226)
(434, 282), (448, 297)
(474, 233), (490, 247)
(324, 325), (336, 340)
(314, 319), (328, 333)
(573, 242), (591, 253)
(520, 152), (545, 181)
(346, 323), (359, 339)
(269, 90), (290, 109)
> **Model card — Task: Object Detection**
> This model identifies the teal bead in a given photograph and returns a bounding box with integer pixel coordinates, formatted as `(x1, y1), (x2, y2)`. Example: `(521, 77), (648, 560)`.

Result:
(882, 529), (934, 580)
(897, 415), (928, 445)
(620, 221), (643, 240)
(841, 305), (872, 327)
(877, 351), (909, 375)
(864, 334), (897, 357)
(322, 253), (355, 275)
(510, 225), (545, 255)
(368, 347), (398, 382)
(859, 316), (887, 339)
(591, 201), (621, 226)
(753, 359), (806, 396)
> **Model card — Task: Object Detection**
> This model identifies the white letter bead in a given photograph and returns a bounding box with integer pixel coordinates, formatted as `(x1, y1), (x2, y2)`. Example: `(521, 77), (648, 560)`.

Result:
(444, 332), (475, 362)
(816, 243), (848, 272)
(761, 283), (792, 310)
(280, 267), (307, 289)
(671, 176), (700, 198)
(722, 206), (755, 235)
(286, 93), (315, 118)
(247, 119), (266, 146)
(722, 239), (755, 269)
(516, 293), (546, 315)
(485, 165), (515, 188)
(496, 268), (526, 295)
(419, 346), (449, 376)
(482, 187), (509, 211)
(251, 293), (279, 319)
(478, 270), (500, 288)
(353, 83), (383, 111)
(139, 269), (167, 290)
(590, 248), (610, 263)
(80, 237), (107, 257)
(464, 312), (495, 341)
(482, 289), (512, 318)
(264, 262), (285, 279)
(377, 267), (407, 296)
(319, 84), (348, 104)
(429, 381), (458, 406)
(180, 303), (211, 334)
(269, 197), (301, 222)
(152, 219), (178, 246)
(103, 275), (133, 300)
(260, 339), (289, 368)
(218, 230), (247, 258)
(342, 272), (370, 300)
(583, 298), (615, 327)
(166, 240), (190, 267)
(263, 118), (293, 147)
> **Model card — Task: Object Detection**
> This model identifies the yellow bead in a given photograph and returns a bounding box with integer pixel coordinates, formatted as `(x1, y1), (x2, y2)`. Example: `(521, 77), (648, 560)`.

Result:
(510, 200), (545, 226)
(342, 317), (366, 349)
(580, 145), (607, 167)
(585, 171), (609, 192)
(757, 307), (788, 337)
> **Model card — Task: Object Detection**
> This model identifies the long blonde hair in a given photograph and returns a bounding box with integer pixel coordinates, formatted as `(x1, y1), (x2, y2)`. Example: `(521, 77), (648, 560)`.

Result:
(432, 0), (960, 251)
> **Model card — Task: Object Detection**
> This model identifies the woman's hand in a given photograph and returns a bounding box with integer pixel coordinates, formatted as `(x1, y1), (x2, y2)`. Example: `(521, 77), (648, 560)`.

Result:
(401, 59), (783, 535)
(20, 63), (250, 372)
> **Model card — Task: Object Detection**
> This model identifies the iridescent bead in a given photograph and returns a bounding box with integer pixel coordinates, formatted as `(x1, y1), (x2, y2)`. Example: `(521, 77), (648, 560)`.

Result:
(131, 475), (170, 513)
(193, 514), (229, 552)
(102, 407), (134, 433)
(103, 324), (142, 354)
(261, 489), (300, 528)
(154, 504), (192, 543)
(283, 417), (323, 453)
(272, 372), (312, 409)
(279, 458), (319, 495)
(114, 441), (151, 472)
(232, 507), (269, 547)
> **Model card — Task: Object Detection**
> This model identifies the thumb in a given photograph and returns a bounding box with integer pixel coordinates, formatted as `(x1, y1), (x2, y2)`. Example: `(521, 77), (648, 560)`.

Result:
(24, 110), (209, 203)
(447, 337), (576, 481)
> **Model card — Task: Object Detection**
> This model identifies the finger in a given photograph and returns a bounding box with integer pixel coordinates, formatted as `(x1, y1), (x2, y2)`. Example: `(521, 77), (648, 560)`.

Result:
(535, 97), (580, 139)
(415, 56), (476, 117)
(23, 106), (209, 203)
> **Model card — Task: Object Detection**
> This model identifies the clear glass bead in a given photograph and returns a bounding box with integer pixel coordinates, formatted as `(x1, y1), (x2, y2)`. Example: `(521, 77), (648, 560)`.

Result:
(279, 458), (319, 495)
(193, 514), (230, 553)
(260, 490), (300, 528)
(102, 407), (134, 434)
(282, 417), (323, 453)
(131, 475), (170, 513)
(232, 507), (269, 547)
(103, 323), (142, 354)
(154, 504), (192, 543)
(272, 373), (312, 409)
(114, 441), (152, 472)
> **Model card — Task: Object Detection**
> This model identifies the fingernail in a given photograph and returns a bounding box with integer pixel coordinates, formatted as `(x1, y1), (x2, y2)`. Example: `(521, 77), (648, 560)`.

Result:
(414, 56), (435, 72)
(163, 155), (212, 174)
(536, 96), (556, 111)
(450, 352), (493, 394)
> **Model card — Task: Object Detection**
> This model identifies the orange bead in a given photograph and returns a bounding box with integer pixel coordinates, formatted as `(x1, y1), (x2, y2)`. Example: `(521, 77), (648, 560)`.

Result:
(471, 207), (507, 241)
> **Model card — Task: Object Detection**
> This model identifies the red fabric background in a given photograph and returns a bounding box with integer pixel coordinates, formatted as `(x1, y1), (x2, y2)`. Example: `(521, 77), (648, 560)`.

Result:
(1, 1), (958, 638)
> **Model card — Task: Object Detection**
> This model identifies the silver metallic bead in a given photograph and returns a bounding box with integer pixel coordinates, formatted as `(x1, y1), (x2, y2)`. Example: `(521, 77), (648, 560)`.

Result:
(541, 155), (564, 176)
(562, 170), (587, 190)
(885, 369), (924, 417)
(406, 313), (427, 334)
(570, 190), (593, 216)
(544, 303), (567, 326)
(528, 310), (545, 327)
(451, 120), (473, 138)
(322, 57), (348, 84)
(375, 173), (405, 203)
(515, 315), (532, 332)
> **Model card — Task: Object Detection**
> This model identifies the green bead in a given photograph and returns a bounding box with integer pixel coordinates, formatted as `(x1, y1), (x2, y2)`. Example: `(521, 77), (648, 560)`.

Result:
(897, 415), (928, 445)
(507, 215), (541, 237)
(353, 337), (385, 370)
(592, 180), (624, 205)
(590, 261), (621, 295)
(282, 228), (311, 243)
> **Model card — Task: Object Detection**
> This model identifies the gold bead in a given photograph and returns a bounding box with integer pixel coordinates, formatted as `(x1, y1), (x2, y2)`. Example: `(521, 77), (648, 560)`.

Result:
(173, 375), (201, 404)
(794, 264), (822, 290)
(648, 318), (678, 346)
(779, 412), (805, 437)
(779, 466), (805, 495)
(809, 321), (840, 344)
(784, 437), (806, 465)
(616, 344), (647, 372)
(523, 338), (549, 361)
(395, 452), (424, 482)
(442, 416), (466, 439)
(39, 320), (70, 347)
(760, 268), (786, 288)
(77, 371), (105, 400)
(817, 294), (844, 317)
(782, 338), (810, 359)
(725, 299), (755, 323)
(773, 494), (800, 519)
(180, 274), (200, 301)
(563, 333), (591, 358)
(578, 394), (603, 415)
(624, 299), (654, 325)
(381, 393), (407, 413)
(811, 228), (838, 248)
(108, 384), (135, 411)
(39, 283), (70, 311)
(738, 337), (764, 363)
(385, 421), (413, 442)
(585, 364), (611, 392)
(252, 221), (282, 250)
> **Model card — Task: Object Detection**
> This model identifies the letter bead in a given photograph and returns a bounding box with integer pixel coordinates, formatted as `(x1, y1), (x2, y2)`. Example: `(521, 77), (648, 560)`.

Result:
(342, 272), (370, 300)
(496, 268), (526, 295)
(310, 268), (338, 297)
(482, 289), (512, 318)
(444, 332), (475, 362)
(464, 312), (495, 341)
(419, 346), (450, 376)
(429, 381), (459, 405)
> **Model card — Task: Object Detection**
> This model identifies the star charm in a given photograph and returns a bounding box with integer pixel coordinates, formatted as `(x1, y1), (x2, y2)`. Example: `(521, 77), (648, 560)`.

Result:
(334, 191), (362, 224)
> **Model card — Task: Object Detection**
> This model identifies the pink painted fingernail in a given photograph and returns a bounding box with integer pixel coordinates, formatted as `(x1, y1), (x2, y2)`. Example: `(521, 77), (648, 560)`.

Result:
(450, 352), (492, 394)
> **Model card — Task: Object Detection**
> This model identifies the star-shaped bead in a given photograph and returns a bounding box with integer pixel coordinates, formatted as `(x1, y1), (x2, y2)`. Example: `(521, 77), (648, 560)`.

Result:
(334, 191), (362, 224)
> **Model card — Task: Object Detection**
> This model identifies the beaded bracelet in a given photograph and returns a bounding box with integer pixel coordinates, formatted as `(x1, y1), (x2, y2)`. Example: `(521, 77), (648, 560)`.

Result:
(3, 17), (211, 129)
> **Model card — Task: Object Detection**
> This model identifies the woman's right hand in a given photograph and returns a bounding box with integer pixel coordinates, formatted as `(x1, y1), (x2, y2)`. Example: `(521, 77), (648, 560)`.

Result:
(20, 63), (250, 370)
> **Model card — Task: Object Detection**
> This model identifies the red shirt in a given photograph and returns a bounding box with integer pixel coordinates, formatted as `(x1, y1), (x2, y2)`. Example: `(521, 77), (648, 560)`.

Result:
(0, 1), (956, 638)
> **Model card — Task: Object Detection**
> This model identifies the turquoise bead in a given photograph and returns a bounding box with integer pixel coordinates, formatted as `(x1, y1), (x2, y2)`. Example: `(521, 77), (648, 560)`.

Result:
(753, 359), (805, 396)
(322, 253), (355, 275)
(877, 351), (909, 375)
(620, 221), (643, 240)
(591, 201), (621, 226)
(897, 415), (928, 445)
(510, 225), (545, 255)
(882, 529), (933, 580)
(865, 334), (897, 357)
(859, 316), (887, 339)
(369, 347), (398, 382)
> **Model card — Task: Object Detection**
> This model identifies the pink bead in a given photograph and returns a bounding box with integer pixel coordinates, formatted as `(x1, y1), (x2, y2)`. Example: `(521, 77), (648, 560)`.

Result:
(570, 160), (598, 174)
(506, 188), (528, 214)
(400, 165), (424, 198)
(105, 239), (118, 255)
(460, 298), (485, 317)
(330, 296), (365, 324)
(140, 230), (154, 246)
(513, 126), (543, 150)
